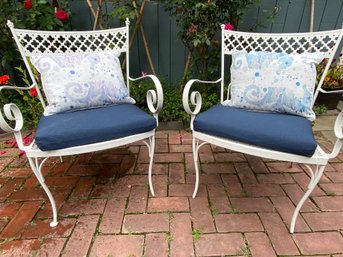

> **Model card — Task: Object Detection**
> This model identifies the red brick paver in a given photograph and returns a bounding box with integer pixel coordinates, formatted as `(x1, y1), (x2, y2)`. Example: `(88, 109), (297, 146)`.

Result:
(0, 129), (342, 256)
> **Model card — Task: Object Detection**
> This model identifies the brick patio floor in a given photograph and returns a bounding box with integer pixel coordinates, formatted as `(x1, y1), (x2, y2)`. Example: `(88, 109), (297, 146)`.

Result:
(0, 111), (343, 256)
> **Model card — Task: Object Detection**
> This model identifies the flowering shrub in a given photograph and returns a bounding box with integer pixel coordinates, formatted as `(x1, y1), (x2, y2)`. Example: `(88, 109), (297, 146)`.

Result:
(158, 0), (260, 86)
(16, 0), (70, 30)
(0, 69), (43, 128)
(317, 58), (343, 89)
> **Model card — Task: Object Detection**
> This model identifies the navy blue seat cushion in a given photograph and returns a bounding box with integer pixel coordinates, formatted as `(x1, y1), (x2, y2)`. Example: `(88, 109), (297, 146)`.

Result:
(36, 104), (156, 151)
(194, 105), (317, 157)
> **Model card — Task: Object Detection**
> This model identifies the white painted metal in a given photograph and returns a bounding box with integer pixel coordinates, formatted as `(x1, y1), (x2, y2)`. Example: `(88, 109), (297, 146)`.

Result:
(0, 19), (163, 226)
(183, 27), (343, 233)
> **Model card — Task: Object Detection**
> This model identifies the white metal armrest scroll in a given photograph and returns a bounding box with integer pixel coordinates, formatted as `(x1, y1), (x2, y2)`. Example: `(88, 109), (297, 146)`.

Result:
(182, 78), (221, 130)
(129, 75), (164, 120)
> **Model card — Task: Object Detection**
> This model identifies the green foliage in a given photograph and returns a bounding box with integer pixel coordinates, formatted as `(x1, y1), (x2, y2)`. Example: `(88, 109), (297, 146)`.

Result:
(108, 0), (136, 22)
(130, 79), (220, 126)
(158, 0), (261, 84)
(192, 229), (202, 241)
(0, 68), (43, 128)
(0, 0), (70, 128)
(313, 104), (328, 116)
(0, 0), (71, 73)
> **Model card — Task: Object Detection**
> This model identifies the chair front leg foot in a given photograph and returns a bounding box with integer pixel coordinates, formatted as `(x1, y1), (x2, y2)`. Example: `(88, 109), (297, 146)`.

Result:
(290, 165), (325, 233)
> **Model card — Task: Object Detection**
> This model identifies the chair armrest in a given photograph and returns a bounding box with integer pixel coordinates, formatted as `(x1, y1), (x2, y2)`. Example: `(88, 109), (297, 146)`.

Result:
(319, 88), (343, 94)
(326, 111), (343, 159)
(129, 75), (164, 116)
(0, 103), (31, 152)
(182, 78), (222, 116)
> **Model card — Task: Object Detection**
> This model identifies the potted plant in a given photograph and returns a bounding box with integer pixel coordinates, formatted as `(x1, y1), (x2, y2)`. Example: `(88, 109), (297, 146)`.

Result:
(315, 58), (343, 109)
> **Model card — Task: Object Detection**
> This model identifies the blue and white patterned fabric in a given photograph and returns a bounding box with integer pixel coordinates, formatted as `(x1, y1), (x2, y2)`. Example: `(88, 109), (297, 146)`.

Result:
(223, 51), (324, 121)
(30, 51), (135, 116)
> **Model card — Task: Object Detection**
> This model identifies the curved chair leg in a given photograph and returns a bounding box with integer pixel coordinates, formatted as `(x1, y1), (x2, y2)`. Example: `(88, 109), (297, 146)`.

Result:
(28, 157), (58, 227)
(192, 137), (200, 198)
(290, 164), (325, 233)
(144, 135), (156, 196)
(192, 137), (208, 198)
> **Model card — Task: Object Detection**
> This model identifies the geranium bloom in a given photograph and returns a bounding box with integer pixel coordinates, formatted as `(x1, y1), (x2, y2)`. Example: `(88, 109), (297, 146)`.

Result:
(56, 10), (68, 21)
(29, 88), (38, 97)
(24, 0), (33, 10)
(224, 22), (233, 31)
(0, 75), (10, 84)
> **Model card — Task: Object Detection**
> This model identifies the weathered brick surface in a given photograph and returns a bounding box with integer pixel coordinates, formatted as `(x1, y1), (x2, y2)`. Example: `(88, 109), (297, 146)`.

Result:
(293, 232), (343, 255)
(1, 201), (42, 238)
(190, 197), (216, 233)
(122, 213), (169, 233)
(145, 233), (168, 257)
(215, 213), (264, 232)
(0, 130), (342, 257)
(246, 232), (277, 257)
(195, 233), (244, 256)
(170, 213), (194, 257)
(259, 212), (299, 255)
(99, 197), (126, 234)
(89, 235), (144, 257)
(62, 215), (99, 257)
(148, 197), (189, 212)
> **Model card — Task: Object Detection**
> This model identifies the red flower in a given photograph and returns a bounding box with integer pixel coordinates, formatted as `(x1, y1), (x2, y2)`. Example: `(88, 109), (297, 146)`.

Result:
(24, 0), (33, 10)
(29, 88), (38, 97)
(0, 75), (10, 85)
(224, 22), (234, 31)
(56, 9), (68, 21)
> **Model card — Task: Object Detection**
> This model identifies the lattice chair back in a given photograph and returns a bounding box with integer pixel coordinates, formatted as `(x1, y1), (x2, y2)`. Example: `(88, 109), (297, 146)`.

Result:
(7, 19), (130, 109)
(220, 27), (343, 105)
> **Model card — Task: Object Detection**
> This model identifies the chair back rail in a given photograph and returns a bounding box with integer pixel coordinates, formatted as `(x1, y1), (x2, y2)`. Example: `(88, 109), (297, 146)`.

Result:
(220, 27), (343, 105)
(6, 19), (131, 108)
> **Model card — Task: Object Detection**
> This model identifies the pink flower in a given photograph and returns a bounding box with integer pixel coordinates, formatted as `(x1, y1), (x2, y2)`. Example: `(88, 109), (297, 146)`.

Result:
(0, 151), (7, 155)
(29, 88), (38, 97)
(5, 140), (17, 147)
(0, 75), (10, 85)
(24, 0), (33, 10)
(56, 9), (68, 21)
(19, 150), (26, 157)
(141, 71), (147, 77)
(23, 137), (31, 145)
(224, 22), (233, 31)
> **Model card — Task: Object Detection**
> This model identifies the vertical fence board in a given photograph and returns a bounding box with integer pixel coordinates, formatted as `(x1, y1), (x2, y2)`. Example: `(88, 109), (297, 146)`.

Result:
(271, 0), (290, 33)
(319, 0), (342, 30)
(282, 0), (307, 32)
(66, 1), (342, 85)
(158, 5), (172, 84)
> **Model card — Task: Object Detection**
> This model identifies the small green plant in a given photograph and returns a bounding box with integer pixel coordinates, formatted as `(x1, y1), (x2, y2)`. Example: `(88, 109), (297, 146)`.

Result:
(192, 228), (202, 241)
(239, 240), (252, 257)
(313, 104), (328, 115)
(130, 78), (220, 126)
(208, 201), (218, 218)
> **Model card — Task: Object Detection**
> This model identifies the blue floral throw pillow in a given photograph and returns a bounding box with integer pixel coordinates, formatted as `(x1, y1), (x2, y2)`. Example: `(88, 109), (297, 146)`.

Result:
(30, 51), (135, 116)
(223, 51), (324, 121)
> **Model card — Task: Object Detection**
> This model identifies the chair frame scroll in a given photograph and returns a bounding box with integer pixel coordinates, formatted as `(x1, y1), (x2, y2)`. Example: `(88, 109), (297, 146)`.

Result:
(183, 26), (343, 233)
(0, 19), (163, 227)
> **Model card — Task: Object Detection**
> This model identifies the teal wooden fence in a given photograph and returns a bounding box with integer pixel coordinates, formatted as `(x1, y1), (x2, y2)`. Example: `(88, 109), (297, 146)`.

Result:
(69, 0), (343, 85)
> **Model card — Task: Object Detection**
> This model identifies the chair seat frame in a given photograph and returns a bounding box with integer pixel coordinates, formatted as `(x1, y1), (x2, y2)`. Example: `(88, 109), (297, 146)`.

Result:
(0, 19), (163, 227)
(183, 27), (343, 233)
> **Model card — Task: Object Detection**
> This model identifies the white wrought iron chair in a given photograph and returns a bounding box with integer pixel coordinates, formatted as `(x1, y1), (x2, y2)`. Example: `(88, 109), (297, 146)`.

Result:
(0, 19), (163, 227)
(183, 26), (343, 233)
